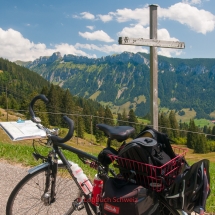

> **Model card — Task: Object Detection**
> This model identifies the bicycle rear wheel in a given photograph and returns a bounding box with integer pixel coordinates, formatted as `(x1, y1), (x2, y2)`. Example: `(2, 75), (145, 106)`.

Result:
(159, 196), (180, 215)
(6, 164), (83, 215)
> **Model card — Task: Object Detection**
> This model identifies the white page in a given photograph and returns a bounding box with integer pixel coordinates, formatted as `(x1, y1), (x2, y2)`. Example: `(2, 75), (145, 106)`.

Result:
(0, 120), (47, 141)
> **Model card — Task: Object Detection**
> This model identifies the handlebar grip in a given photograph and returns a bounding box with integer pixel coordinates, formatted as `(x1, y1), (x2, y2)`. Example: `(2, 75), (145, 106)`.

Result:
(50, 116), (74, 144)
(29, 94), (49, 118)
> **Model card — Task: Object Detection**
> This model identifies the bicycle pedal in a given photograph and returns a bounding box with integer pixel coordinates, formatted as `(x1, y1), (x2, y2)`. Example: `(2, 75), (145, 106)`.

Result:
(72, 199), (84, 211)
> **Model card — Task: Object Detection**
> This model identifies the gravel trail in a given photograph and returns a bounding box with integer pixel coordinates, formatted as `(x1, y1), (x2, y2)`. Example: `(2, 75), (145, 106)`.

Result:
(0, 161), (28, 215)
(0, 161), (89, 215)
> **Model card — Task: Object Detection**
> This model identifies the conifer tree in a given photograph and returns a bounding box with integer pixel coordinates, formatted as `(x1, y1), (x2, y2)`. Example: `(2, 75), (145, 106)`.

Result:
(128, 109), (139, 137)
(122, 109), (128, 126)
(61, 89), (74, 114)
(194, 133), (208, 153)
(0, 93), (7, 109)
(159, 112), (171, 137)
(212, 126), (215, 141)
(34, 99), (49, 126)
(179, 121), (188, 138)
(128, 109), (137, 126)
(76, 115), (85, 139)
(187, 119), (198, 149)
(47, 84), (62, 126)
(169, 110), (179, 139)
(82, 103), (92, 134)
(40, 86), (49, 97)
(10, 97), (19, 110)
(94, 106), (105, 144)
(117, 113), (123, 126)
(104, 106), (114, 126)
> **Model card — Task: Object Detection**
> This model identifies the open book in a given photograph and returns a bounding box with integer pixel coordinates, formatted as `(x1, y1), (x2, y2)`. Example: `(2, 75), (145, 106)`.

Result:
(0, 120), (47, 141)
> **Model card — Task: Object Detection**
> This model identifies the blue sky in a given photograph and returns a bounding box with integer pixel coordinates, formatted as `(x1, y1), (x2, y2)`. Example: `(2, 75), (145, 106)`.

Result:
(0, 0), (215, 61)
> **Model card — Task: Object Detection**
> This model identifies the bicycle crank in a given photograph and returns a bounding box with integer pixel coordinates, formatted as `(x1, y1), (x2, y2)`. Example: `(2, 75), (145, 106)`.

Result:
(72, 198), (85, 211)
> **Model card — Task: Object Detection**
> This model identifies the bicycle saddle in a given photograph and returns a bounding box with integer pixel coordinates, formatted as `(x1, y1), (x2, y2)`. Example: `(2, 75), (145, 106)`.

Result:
(96, 124), (135, 142)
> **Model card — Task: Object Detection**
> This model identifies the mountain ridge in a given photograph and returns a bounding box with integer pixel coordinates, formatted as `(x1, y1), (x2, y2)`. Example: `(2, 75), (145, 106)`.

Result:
(16, 52), (215, 119)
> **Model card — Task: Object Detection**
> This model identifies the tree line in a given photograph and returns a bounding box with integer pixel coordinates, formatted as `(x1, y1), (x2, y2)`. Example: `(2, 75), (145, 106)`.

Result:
(158, 111), (215, 153)
(2, 80), (215, 154)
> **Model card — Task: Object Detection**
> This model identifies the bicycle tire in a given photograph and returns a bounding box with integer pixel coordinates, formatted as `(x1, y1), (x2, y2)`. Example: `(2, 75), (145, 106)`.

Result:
(6, 164), (83, 215)
(159, 196), (180, 215)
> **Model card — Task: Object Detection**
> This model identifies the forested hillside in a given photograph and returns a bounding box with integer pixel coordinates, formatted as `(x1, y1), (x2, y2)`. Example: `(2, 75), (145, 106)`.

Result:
(1, 57), (215, 155)
(0, 58), (50, 110)
(0, 57), (121, 141)
(17, 52), (215, 119)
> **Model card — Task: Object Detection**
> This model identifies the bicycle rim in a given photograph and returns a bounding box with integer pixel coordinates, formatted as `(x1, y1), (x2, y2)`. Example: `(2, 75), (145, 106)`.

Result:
(159, 197), (180, 215)
(6, 164), (82, 215)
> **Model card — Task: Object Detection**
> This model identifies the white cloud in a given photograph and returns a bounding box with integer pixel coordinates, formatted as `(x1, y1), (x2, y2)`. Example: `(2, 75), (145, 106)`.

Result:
(160, 3), (215, 34)
(79, 12), (95, 20)
(79, 30), (114, 42)
(182, 0), (202, 5)
(110, 7), (149, 25)
(157, 29), (184, 57)
(86, 26), (94, 30)
(0, 28), (94, 61)
(157, 28), (178, 41)
(97, 14), (113, 22)
(0, 27), (182, 62)
(117, 24), (149, 38)
(54, 43), (96, 57)
(99, 3), (215, 35)
(75, 43), (149, 55)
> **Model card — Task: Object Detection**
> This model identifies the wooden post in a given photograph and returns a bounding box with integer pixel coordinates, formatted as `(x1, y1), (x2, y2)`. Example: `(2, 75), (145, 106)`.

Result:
(118, 4), (185, 129)
(150, 5), (158, 129)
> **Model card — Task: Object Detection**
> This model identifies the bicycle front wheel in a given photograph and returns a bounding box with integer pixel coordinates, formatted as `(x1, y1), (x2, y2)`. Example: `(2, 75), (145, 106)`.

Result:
(6, 164), (82, 215)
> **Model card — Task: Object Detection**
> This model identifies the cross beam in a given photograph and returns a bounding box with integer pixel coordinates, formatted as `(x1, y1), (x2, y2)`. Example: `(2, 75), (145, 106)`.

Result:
(119, 37), (185, 49)
(118, 4), (185, 129)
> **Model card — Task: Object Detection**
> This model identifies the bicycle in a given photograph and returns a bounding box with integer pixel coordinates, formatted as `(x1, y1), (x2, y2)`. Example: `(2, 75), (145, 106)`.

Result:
(5, 94), (188, 215)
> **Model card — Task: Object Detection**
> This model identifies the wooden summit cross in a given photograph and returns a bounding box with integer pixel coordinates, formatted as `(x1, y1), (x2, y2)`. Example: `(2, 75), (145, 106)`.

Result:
(118, 4), (185, 129)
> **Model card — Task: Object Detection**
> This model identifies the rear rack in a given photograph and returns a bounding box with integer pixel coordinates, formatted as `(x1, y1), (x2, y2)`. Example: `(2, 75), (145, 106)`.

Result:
(108, 146), (187, 192)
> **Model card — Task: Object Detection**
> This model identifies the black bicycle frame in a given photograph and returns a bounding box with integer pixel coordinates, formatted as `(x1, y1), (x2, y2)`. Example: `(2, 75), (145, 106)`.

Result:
(50, 144), (99, 215)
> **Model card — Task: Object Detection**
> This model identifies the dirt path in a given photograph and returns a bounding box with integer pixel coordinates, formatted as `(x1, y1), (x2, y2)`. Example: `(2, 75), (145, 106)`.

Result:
(0, 161), (88, 215)
(0, 161), (28, 215)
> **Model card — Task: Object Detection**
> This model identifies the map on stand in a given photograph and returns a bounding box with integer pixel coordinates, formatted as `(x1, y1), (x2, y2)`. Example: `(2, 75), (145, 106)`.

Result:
(0, 120), (47, 141)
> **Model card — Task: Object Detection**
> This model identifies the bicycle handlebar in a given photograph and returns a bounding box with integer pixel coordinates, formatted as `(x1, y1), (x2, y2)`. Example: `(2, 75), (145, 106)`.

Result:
(29, 94), (74, 144)
(29, 94), (49, 120)
(50, 116), (74, 144)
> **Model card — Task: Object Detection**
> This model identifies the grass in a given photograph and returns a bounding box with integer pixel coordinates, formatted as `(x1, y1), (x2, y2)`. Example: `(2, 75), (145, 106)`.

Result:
(177, 146), (215, 212)
(0, 141), (97, 179)
(89, 90), (101, 100)
(194, 118), (215, 128)
(206, 162), (215, 212)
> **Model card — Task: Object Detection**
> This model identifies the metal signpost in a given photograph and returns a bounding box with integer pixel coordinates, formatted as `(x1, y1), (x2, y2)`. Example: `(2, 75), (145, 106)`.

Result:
(119, 4), (185, 129)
